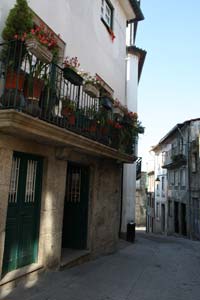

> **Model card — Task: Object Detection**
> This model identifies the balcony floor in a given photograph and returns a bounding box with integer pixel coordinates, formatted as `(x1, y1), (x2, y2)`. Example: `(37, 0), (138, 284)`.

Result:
(0, 110), (135, 163)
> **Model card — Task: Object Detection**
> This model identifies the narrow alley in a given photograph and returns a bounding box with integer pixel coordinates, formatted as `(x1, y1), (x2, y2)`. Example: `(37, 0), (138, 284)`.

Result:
(2, 230), (200, 300)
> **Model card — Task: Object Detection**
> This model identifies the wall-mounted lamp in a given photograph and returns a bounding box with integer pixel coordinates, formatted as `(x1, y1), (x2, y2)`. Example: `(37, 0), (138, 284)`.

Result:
(155, 176), (160, 182)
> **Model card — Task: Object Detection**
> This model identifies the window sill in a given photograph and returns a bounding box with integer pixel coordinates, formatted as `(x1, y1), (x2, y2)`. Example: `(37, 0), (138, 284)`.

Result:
(101, 18), (115, 42)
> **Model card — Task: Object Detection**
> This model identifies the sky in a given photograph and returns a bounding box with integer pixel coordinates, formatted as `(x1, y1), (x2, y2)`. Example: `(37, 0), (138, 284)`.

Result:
(136, 0), (200, 171)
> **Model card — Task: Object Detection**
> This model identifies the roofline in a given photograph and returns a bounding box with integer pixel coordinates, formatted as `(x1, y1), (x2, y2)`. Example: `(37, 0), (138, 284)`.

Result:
(152, 118), (200, 150)
(127, 46), (147, 81)
(128, 0), (144, 21)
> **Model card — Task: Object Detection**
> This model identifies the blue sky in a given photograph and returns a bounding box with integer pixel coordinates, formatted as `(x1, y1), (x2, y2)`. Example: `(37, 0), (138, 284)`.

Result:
(136, 0), (200, 170)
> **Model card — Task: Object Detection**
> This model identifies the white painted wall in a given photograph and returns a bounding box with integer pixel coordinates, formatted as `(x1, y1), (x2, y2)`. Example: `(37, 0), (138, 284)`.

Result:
(121, 52), (139, 232)
(0, 0), (130, 103)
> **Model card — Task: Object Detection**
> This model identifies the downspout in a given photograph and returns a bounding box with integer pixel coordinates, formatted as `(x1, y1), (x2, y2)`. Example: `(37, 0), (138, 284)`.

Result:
(177, 124), (191, 237)
(187, 125), (192, 238)
(119, 163), (124, 237)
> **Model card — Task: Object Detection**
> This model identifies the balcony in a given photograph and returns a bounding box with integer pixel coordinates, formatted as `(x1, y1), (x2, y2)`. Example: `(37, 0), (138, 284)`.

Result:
(162, 146), (187, 169)
(0, 41), (138, 162)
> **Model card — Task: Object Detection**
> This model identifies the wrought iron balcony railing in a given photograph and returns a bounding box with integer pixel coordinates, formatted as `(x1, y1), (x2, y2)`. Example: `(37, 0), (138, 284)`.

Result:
(0, 40), (136, 156)
(162, 146), (187, 169)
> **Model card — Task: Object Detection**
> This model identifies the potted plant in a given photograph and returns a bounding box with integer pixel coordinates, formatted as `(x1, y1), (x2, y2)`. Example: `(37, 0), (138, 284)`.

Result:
(23, 25), (59, 104)
(1, 0), (33, 98)
(61, 97), (77, 125)
(99, 92), (114, 110)
(82, 73), (100, 98)
(25, 24), (59, 64)
(112, 98), (125, 117)
(62, 56), (83, 86)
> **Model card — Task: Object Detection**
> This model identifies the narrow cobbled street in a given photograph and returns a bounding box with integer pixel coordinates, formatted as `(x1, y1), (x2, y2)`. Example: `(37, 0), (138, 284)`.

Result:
(3, 230), (200, 300)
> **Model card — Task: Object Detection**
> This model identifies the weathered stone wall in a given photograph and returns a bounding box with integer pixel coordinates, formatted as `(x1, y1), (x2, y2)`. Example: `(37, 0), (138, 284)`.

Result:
(90, 160), (122, 256)
(0, 148), (13, 279)
(136, 172), (147, 227)
(0, 133), (122, 279)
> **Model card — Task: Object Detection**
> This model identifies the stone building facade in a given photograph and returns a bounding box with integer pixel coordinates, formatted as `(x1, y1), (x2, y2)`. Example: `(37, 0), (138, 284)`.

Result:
(136, 172), (147, 227)
(151, 119), (200, 239)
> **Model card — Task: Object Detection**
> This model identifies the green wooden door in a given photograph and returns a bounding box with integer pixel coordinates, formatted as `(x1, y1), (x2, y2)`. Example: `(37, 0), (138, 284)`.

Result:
(3, 152), (43, 275)
(62, 163), (89, 249)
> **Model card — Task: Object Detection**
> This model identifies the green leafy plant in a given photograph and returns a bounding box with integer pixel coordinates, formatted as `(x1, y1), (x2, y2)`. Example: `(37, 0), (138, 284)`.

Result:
(82, 73), (101, 86)
(63, 56), (80, 73)
(1, 0), (33, 70)
(2, 0), (33, 41)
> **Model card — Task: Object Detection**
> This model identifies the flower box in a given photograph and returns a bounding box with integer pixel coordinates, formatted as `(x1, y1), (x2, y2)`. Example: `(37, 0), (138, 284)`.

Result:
(100, 96), (113, 110)
(63, 67), (83, 86)
(25, 38), (53, 63)
(83, 83), (100, 98)
(113, 106), (124, 117)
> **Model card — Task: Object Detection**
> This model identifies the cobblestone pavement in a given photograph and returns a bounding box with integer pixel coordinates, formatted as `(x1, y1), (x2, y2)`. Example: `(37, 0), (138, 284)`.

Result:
(2, 231), (200, 300)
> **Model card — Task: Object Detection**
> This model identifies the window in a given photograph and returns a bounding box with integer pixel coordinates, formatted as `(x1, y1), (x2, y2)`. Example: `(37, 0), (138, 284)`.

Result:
(192, 152), (198, 173)
(156, 182), (160, 196)
(168, 170), (174, 186)
(168, 200), (172, 217)
(156, 202), (160, 218)
(180, 168), (186, 187)
(174, 170), (179, 187)
(101, 0), (113, 29)
(162, 151), (166, 165)
(161, 176), (165, 191)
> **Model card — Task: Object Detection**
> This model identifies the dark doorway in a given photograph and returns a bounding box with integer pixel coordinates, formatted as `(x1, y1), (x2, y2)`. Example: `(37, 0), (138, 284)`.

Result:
(161, 204), (165, 232)
(3, 152), (43, 275)
(181, 203), (187, 236)
(174, 201), (179, 233)
(62, 163), (90, 249)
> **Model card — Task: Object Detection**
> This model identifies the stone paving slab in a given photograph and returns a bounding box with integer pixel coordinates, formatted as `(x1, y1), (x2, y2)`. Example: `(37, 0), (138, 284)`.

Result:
(1, 232), (200, 300)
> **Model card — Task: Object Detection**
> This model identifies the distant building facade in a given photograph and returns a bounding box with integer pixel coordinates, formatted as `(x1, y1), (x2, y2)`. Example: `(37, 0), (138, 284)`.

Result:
(151, 119), (200, 239)
(136, 171), (146, 227)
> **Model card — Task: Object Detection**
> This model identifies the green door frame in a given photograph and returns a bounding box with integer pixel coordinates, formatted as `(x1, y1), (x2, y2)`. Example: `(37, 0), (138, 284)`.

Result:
(2, 151), (43, 275)
(62, 162), (90, 250)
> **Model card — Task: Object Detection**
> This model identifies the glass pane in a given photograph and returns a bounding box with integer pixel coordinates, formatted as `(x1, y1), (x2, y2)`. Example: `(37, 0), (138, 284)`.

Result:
(25, 160), (37, 203)
(8, 157), (20, 203)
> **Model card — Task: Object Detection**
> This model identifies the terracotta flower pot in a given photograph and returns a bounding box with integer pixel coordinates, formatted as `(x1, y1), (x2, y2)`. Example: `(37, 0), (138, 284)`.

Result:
(5, 70), (25, 91)
(24, 77), (44, 101)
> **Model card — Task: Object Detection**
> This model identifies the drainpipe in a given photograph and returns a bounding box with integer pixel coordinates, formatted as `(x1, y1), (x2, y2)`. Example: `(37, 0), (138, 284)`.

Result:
(187, 125), (192, 238)
(177, 124), (191, 237)
(119, 163), (124, 237)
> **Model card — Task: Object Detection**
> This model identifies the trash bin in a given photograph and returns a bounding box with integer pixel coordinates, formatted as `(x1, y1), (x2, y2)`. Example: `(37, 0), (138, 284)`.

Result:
(126, 222), (136, 243)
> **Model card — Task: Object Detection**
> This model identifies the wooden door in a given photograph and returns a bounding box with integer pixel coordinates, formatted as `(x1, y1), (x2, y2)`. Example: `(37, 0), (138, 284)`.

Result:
(62, 163), (89, 249)
(3, 152), (43, 274)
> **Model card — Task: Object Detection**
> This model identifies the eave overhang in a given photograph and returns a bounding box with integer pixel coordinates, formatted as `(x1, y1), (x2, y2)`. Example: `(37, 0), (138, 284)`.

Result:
(127, 45), (147, 81)
(118, 0), (144, 21)
(0, 110), (136, 164)
(128, 0), (144, 21)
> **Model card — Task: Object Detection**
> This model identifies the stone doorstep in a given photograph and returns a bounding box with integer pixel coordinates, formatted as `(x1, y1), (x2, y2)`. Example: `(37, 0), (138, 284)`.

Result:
(0, 263), (44, 288)
(60, 249), (91, 270)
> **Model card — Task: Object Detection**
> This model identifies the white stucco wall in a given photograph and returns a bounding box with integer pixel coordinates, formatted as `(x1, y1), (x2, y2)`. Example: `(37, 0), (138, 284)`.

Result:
(121, 52), (139, 233)
(126, 54), (138, 111)
(0, 0), (130, 103)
